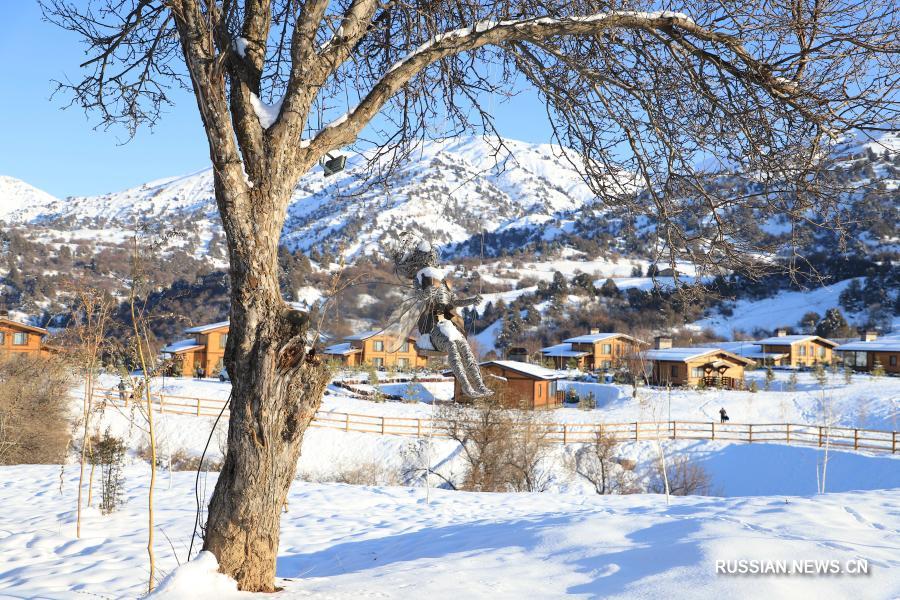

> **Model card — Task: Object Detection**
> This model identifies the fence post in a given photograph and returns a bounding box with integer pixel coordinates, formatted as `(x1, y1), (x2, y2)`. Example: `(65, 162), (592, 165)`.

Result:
(159, 394), (165, 414)
(672, 421), (677, 439)
(893, 432), (897, 454)
(381, 416), (385, 435)
(854, 429), (859, 450)
(197, 397), (201, 417)
(563, 424), (568, 444)
(711, 421), (715, 440)
(634, 422), (639, 441)
(786, 423), (790, 444)
(818, 426), (823, 447)
(345, 413), (350, 432)
(748, 424), (752, 444)
(417, 418), (422, 437)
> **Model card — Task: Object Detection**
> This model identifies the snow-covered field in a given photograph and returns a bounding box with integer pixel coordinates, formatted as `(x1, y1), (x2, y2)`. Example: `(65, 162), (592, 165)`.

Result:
(1, 465), (898, 599)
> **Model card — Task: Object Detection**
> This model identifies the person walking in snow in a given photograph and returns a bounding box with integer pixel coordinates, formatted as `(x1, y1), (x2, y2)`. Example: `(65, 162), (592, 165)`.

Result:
(387, 232), (491, 399)
(719, 407), (729, 423)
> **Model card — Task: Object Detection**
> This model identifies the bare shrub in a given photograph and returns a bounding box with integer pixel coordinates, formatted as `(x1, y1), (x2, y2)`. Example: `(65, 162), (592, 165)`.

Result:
(649, 455), (713, 496)
(169, 448), (224, 472)
(573, 431), (639, 495)
(0, 354), (71, 465)
(299, 460), (401, 486)
(438, 379), (553, 492)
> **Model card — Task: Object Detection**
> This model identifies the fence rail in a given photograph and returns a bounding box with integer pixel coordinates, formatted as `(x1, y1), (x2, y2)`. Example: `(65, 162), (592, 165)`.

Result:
(93, 388), (898, 454)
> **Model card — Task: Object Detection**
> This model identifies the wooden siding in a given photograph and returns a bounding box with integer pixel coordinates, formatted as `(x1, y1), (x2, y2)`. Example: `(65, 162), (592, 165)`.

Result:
(650, 353), (746, 387)
(0, 322), (44, 356)
(761, 340), (834, 367)
(839, 349), (900, 374)
(452, 363), (561, 409)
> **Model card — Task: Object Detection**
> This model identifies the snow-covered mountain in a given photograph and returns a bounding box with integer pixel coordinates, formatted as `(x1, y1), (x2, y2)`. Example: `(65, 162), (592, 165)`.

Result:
(1, 137), (610, 260)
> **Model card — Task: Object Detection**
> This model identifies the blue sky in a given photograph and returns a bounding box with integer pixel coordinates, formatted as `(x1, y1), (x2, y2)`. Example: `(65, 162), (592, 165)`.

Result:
(0, 3), (553, 198)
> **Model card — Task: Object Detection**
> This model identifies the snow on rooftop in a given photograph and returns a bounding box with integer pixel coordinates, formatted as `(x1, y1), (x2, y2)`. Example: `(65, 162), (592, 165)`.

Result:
(643, 347), (727, 362)
(323, 342), (358, 356)
(563, 332), (619, 343)
(836, 339), (900, 352)
(539, 343), (589, 358)
(161, 339), (204, 354)
(756, 334), (837, 346)
(482, 360), (563, 379)
(184, 321), (229, 334)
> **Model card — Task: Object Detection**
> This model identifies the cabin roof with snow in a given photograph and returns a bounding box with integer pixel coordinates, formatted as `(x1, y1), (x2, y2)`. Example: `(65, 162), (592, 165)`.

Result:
(643, 347), (754, 365)
(539, 343), (590, 358)
(479, 360), (564, 380)
(322, 342), (360, 356)
(756, 334), (838, 347)
(714, 342), (787, 360)
(184, 320), (230, 334)
(0, 317), (48, 335)
(161, 339), (205, 354)
(562, 332), (644, 344)
(836, 339), (900, 352)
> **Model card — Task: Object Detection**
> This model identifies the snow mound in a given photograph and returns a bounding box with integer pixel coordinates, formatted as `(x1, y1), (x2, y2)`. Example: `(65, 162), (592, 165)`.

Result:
(148, 551), (249, 599)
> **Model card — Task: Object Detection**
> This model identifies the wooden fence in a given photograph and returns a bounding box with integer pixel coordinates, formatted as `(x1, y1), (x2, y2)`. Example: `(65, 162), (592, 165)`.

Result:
(93, 388), (899, 454)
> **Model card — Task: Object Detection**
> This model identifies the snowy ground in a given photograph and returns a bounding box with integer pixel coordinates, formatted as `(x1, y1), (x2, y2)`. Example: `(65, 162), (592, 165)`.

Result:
(0, 465), (898, 599)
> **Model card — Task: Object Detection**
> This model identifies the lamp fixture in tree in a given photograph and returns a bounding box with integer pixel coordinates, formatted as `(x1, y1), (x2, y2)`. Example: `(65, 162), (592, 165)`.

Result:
(41, 0), (899, 591)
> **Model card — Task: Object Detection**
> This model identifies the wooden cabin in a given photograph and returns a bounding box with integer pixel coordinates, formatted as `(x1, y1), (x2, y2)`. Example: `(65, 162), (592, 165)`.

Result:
(0, 316), (48, 357)
(836, 331), (900, 374)
(756, 330), (838, 367)
(323, 330), (428, 369)
(452, 360), (565, 409)
(644, 337), (753, 389)
(540, 331), (646, 370)
(162, 321), (229, 377)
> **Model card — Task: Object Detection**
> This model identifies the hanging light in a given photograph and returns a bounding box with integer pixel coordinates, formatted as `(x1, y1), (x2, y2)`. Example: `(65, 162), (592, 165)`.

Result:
(322, 153), (347, 177)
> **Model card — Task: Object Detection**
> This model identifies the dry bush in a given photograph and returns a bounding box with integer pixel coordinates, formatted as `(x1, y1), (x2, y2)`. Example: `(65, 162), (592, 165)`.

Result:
(572, 431), (639, 495)
(298, 460), (402, 486)
(649, 454), (714, 496)
(0, 354), (72, 465)
(169, 448), (224, 472)
(438, 379), (553, 492)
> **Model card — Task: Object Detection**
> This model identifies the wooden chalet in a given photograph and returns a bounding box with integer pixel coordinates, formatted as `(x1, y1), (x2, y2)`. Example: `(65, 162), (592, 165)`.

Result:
(0, 315), (48, 358)
(756, 329), (838, 367)
(323, 330), (428, 369)
(452, 360), (565, 409)
(540, 330), (646, 370)
(644, 337), (753, 389)
(162, 321), (229, 377)
(836, 331), (900, 374)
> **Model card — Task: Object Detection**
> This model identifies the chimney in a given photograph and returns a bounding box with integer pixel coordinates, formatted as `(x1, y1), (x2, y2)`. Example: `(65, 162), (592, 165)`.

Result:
(862, 330), (878, 342)
(590, 327), (600, 335)
(775, 328), (788, 337)
(0, 309), (8, 318)
(654, 336), (672, 350)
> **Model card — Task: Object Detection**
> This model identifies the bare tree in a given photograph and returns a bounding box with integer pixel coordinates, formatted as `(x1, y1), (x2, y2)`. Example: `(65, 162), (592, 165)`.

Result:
(43, 0), (898, 590)
(574, 429), (620, 495)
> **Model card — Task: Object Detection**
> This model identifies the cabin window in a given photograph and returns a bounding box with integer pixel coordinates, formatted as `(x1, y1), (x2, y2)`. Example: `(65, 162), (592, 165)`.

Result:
(691, 367), (704, 378)
(373, 340), (384, 352)
(670, 365), (679, 377)
(601, 343), (612, 354)
(397, 358), (409, 368)
(890, 355), (897, 367)
(602, 360), (611, 369)
(372, 358), (384, 367)
(219, 334), (227, 349)
(400, 341), (410, 352)
(0, 332), (4, 344)
(798, 345), (807, 356)
(818, 346), (826, 358)
(537, 385), (542, 398)
(12, 332), (27, 346)
(548, 381), (557, 397)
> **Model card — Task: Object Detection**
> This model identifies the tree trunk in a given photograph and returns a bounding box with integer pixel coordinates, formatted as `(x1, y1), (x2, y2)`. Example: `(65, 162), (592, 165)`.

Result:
(202, 181), (331, 592)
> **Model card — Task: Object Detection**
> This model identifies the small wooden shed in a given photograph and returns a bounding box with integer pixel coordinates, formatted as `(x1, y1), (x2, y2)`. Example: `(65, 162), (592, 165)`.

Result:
(452, 360), (565, 409)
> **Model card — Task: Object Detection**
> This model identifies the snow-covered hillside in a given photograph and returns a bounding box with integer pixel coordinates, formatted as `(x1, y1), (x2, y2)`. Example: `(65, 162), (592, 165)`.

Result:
(1, 137), (612, 260)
